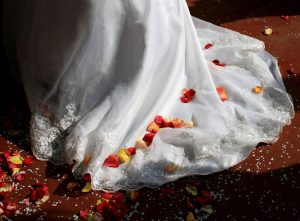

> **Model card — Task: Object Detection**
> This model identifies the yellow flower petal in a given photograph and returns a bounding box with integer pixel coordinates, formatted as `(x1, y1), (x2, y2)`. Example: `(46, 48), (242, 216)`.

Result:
(118, 148), (131, 164)
(200, 205), (214, 214)
(8, 156), (23, 165)
(186, 212), (196, 221)
(185, 186), (198, 196)
(184, 121), (194, 128)
(12, 168), (20, 176)
(263, 27), (273, 35)
(96, 198), (104, 206)
(36, 194), (50, 205)
(82, 182), (92, 193)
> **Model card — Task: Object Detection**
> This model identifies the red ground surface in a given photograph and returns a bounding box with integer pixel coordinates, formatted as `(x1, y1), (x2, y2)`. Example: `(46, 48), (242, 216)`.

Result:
(0, 1), (300, 220)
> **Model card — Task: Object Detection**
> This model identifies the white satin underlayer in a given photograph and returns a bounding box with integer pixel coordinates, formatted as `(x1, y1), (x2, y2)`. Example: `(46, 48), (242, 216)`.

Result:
(7, 0), (294, 191)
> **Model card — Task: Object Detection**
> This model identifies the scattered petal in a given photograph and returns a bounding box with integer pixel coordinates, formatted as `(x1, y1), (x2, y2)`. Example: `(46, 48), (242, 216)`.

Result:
(200, 205), (214, 214)
(142, 133), (156, 146)
(162, 118), (173, 128)
(164, 163), (179, 174)
(185, 186), (198, 196)
(204, 43), (213, 49)
(0, 182), (13, 196)
(15, 171), (25, 181)
(263, 27), (273, 35)
(154, 115), (164, 126)
(171, 118), (185, 128)
(135, 138), (148, 149)
(83, 155), (92, 166)
(36, 194), (50, 205)
(212, 59), (226, 67)
(83, 174), (91, 182)
(127, 147), (136, 155)
(216, 86), (228, 102)
(280, 15), (289, 20)
(101, 192), (113, 200)
(146, 121), (160, 133)
(79, 209), (88, 221)
(181, 88), (196, 103)
(186, 211), (196, 221)
(187, 198), (195, 209)
(252, 86), (264, 94)
(23, 156), (33, 166)
(0, 170), (7, 182)
(8, 155), (23, 165)
(103, 154), (119, 168)
(118, 148), (131, 164)
(184, 121), (194, 128)
(82, 182), (92, 193)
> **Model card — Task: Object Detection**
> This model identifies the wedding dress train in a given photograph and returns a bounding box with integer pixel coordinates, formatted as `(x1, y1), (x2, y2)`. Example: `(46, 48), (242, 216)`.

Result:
(5, 0), (294, 191)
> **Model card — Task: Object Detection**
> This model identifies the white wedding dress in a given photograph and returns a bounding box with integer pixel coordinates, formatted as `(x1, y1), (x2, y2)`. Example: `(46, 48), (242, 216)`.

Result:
(5, 0), (294, 191)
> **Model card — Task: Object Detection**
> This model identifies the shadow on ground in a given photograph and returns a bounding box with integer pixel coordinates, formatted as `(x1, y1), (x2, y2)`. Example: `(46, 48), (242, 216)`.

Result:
(189, 0), (300, 25)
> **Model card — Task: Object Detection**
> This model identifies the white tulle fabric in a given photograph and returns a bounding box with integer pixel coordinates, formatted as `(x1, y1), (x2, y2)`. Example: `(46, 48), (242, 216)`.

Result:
(11, 0), (293, 191)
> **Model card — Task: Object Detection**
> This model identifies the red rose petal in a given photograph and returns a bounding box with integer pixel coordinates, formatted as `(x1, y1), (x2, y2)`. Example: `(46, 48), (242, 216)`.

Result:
(5, 202), (17, 211)
(212, 59), (226, 67)
(101, 192), (113, 200)
(142, 133), (156, 146)
(103, 154), (119, 168)
(3, 210), (12, 218)
(194, 195), (212, 205)
(83, 174), (91, 182)
(79, 209), (88, 220)
(127, 147), (136, 155)
(204, 43), (213, 49)
(15, 171), (25, 181)
(0, 170), (7, 182)
(184, 89), (196, 98)
(96, 200), (110, 213)
(30, 189), (37, 201)
(154, 115), (164, 125)
(280, 15), (289, 20)
(23, 157), (33, 166)
(180, 96), (191, 103)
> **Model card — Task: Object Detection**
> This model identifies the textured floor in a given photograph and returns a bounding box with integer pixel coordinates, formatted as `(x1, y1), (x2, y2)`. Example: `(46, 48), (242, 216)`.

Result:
(0, 1), (300, 220)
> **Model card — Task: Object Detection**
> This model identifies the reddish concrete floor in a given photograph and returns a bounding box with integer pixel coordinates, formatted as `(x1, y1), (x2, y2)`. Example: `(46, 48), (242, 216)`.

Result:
(0, 1), (300, 220)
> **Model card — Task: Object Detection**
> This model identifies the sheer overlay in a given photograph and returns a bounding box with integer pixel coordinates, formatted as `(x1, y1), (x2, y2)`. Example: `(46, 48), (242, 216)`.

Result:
(5, 0), (294, 191)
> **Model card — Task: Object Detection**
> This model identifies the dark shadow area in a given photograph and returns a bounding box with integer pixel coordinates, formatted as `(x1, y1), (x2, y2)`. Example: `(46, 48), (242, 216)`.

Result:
(189, 0), (300, 25)
(11, 163), (300, 220)
(283, 75), (300, 112)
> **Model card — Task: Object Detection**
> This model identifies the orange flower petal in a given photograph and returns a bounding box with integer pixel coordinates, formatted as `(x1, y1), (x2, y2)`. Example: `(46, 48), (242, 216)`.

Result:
(171, 118), (185, 128)
(146, 121), (160, 133)
(216, 86), (228, 102)
(252, 86), (264, 94)
(83, 155), (92, 166)
(164, 163), (179, 174)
